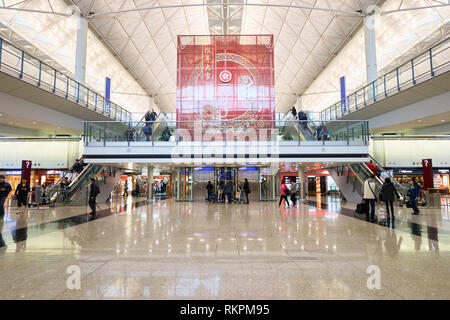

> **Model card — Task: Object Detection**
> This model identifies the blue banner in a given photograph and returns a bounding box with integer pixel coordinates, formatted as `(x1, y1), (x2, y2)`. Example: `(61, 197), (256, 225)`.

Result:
(104, 77), (111, 113)
(340, 76), (346, 113)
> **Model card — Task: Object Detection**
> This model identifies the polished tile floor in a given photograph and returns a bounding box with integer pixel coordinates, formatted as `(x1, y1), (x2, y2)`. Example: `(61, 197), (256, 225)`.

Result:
(0, 195), (449, 300)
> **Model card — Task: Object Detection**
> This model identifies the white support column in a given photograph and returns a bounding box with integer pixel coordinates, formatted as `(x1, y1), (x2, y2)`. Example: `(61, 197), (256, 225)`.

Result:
(149, 96), (154, 111)
(147, 165), (154, 203)
(74, 14), (88, 84)
(364, 12), (378, 84)
(298, 164), (306, 202)
(295, 95), (303, 111)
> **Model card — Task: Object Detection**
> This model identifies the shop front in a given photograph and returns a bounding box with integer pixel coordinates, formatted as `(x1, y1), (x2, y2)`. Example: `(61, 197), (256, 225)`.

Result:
(0, 169), (64, 198)
(433, 169), (450, 193)
(391, 168), (450, 193)
(174, 166), (276, 202)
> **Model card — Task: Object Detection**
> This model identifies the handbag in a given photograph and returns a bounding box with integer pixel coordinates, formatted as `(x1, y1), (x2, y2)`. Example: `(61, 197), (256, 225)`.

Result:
(378, 192), (383, 202)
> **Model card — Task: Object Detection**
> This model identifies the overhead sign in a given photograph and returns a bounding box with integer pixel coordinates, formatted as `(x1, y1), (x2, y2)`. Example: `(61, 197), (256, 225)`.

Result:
(238, 167), (258, 171)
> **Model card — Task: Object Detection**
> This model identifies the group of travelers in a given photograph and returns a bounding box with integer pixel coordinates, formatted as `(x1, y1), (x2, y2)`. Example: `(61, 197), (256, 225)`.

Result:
(0, 175), (29, 216)
(206, 178), (251, 204)
(278, 178), (297, 208)
(126, 109), (173, 142)
(361, 172), (421, 222)
(291, 106), (328, 141)
(291, 106), (308, 131)
(153, 180), (167, 194)
(141, 109), (158, 141)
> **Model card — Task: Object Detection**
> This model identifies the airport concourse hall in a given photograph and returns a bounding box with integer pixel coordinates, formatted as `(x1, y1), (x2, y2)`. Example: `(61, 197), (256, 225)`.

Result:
(1, 0), (450, 305)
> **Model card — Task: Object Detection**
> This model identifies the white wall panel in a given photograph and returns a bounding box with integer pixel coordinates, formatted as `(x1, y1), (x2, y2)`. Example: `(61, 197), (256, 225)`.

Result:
(0, 140), (82, 169)
(371, 139), (450, 168)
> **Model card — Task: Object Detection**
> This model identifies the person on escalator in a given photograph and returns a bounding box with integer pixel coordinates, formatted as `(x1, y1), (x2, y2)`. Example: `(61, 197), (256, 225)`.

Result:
(143, 124), (152, 141)
(71, 159), (83, 174)
(149, 109), (157, 123)
(291, 106), (297, 119)
(366, 161), (378, 176)
(144, 111), (152, 125)
(298, 111), (308, 131)
(319, 125), (329, 141)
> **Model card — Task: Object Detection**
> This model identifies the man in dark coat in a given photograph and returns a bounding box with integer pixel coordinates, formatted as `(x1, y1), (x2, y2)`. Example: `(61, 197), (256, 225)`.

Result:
(89, 178), (100, 216)
(0, 175), (12, 219)
(381, 178), (400, 219)
(206, 181), (214, 202)
(243, 178), (251, 204)
(223, 179), (233, 204)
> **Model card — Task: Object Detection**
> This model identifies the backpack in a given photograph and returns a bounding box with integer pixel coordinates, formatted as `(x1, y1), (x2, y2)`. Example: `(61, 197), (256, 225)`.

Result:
(143, 125), (152, 134)
(95, 184), (100, 195)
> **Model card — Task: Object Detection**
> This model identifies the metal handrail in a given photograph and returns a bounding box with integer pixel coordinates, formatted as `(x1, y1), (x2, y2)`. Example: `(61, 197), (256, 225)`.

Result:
(320, 37), (450, 121)
(0, 37), (132, 122)
(82, 119), (368, 123)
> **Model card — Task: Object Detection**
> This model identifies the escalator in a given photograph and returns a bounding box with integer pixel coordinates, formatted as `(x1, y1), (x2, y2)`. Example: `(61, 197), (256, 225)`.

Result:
(131, 112), (168, 142)
(281, 112), (319, 141)
(328, 157), (408, 204)
(47, 163), (125, 206)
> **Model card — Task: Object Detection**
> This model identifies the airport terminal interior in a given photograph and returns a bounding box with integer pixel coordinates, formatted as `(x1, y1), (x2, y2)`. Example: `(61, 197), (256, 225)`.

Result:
(0, 0), (449, 300)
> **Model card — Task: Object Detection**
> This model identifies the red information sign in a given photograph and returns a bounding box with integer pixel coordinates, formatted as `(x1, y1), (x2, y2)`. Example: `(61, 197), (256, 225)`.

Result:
(21, 160), (32, 185)
(422, 159), (433, 190)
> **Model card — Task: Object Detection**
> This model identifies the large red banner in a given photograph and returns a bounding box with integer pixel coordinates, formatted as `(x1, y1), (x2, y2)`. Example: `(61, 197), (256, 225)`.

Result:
(176, 35), (275, 129)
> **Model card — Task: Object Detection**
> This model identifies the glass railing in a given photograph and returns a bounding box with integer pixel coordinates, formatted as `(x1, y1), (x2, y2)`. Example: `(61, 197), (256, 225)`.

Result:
(0, 37), (132, 122)
(320, 37), (450, 121)
(83, 119), (369, 146)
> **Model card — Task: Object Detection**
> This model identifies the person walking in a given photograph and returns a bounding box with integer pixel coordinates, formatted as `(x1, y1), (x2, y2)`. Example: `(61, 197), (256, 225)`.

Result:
(206, 181), (214, 202)
(291, 106), (297, 119)
(363, 174), (378, 222)
(0, 175), (12, 219)
(224, 179), (233, 204)
(408, 178), (420, 215)
(243, 178), (251, 204)
(381, 178), (400, 219)
(89, 178), (100, 216)
(278, 179), (290, 208)
(14, 178), (30, 215)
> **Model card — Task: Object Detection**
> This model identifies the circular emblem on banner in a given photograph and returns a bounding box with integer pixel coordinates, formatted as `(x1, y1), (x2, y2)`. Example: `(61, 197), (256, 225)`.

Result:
(219, 70), (232, 83)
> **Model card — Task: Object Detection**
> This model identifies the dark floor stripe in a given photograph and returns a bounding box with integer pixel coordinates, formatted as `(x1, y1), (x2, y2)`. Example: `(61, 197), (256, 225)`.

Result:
(306, 199), (450, 244)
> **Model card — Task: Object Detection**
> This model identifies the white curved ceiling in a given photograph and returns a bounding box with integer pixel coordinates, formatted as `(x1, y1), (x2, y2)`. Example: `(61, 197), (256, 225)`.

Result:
(0, 0), (448, 114)
(70, 0), (378, 112)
